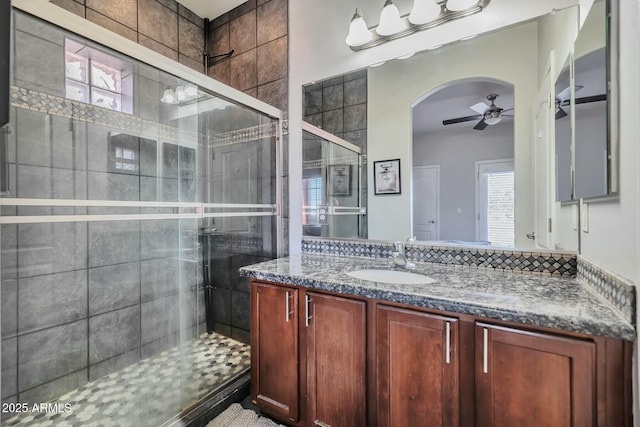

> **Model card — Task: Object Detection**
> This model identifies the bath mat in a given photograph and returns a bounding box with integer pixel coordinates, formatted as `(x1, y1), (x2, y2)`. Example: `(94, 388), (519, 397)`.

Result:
(206, 403), (283, 427)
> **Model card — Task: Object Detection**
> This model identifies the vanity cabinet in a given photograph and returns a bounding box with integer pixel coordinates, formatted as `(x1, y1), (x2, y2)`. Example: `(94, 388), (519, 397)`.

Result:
(376, 305), (460, 427)
(251, 281), (300, 423)
(250, 280), (632, 427)
(475, 323), (596, 427)
(305, 292), (367, 427)
(251, 282), (367, 426)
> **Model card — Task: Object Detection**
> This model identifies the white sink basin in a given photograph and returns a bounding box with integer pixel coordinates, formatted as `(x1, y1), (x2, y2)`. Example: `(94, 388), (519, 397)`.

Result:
(346, 269), (436, 285)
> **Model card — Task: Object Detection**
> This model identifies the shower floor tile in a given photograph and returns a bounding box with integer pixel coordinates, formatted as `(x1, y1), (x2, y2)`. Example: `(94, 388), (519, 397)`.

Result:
(3, 332), (250, 427)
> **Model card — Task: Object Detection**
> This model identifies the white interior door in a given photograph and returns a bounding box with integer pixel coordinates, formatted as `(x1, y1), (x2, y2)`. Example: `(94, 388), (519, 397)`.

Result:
(412, 166), (439, 241)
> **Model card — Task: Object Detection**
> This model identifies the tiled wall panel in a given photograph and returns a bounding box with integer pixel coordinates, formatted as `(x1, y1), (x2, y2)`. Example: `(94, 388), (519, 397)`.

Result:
(209, 0), (289, 111)
(49, 0), (205, 73)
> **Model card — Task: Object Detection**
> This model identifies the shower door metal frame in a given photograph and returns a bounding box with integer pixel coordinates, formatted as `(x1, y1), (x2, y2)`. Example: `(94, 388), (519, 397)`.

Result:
(9, 0), (285, 256)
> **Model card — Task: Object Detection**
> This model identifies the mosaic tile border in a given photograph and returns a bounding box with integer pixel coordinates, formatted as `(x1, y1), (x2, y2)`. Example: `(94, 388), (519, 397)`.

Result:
(11, 86), (279, 148)
(301, 237), (578, 277)
(303, 155), (361, 169)
(212, 122), (278, 146)
(577, 257), (636, 324)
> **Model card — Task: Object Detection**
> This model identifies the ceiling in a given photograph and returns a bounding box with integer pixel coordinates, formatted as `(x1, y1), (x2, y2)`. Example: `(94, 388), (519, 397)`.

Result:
(175, 0), (247, 20)
(413, 80), (514, 136)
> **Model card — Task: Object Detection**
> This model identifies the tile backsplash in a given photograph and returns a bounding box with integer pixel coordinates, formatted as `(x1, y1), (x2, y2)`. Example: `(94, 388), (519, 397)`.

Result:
(301, 237), (578, 277)
(577, 257), (636, 325)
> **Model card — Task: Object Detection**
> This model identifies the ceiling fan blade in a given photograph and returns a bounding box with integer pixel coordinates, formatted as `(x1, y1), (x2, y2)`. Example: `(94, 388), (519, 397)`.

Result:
(575, 94), (606, 104)
(500, 107), (514, 113)
(556, 85), (571, 102)
(575, 84), (584, 93)
(442, 114), (482, 125)
(470, 102), (490, 114)
(473, 119), (488, 130)
(555, 106), (568, 120)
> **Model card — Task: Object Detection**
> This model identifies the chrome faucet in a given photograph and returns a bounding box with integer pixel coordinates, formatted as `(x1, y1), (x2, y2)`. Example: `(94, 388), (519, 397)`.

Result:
(392, 241), (416, 270)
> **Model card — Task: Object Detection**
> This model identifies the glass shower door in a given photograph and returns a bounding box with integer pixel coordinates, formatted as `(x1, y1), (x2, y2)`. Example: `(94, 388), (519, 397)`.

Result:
(1, 7), (281, 426)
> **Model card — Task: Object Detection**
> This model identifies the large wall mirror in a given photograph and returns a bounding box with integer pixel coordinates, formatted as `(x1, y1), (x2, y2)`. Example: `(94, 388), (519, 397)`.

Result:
(300, 2), (614, 252)
(555, 0), (611, 203)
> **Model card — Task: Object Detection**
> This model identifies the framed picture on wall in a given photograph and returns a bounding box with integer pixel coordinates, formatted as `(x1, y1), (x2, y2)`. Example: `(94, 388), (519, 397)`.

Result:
(374, 159), (401, 195)
(328, 164), (352, 196)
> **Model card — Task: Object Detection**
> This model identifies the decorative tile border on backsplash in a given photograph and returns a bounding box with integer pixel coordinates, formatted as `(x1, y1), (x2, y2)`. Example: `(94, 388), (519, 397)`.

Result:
(302, 237), (578, 277)
(577, 257), (636, 324)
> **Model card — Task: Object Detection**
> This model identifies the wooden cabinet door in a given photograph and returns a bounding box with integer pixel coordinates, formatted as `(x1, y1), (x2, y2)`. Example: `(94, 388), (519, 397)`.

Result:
(475, 322), (596, 427)
(376, 305), (459, 427)
(305, 292), (367, 427)
(251, 281), (299, 423)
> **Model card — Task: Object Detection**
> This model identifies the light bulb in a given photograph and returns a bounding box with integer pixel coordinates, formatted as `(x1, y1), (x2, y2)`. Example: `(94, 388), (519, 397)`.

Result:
(409, 0), (441, 25)
(445, 0), (478, 12)
(175, 85), (186, 101)
(376, 0), (406, 36)
(185, 84), (198, 97)
(346, 8), (373, 47)
(484, 115), (501, 125)
(160, 88), (178, 104)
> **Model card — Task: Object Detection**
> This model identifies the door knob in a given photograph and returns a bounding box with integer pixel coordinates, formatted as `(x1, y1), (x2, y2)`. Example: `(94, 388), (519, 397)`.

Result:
(428, 220), (436, 224)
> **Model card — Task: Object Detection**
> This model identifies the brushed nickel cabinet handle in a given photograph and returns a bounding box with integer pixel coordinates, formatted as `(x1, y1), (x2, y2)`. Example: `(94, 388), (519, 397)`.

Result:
(305, 295), (312, 327)
(445, 321), (451, 365)
(285, 291), (290, 322)
(483, 327), (489, 374)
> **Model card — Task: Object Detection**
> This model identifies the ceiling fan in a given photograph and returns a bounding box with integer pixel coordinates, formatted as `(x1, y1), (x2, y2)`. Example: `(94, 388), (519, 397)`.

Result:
(442, 94), (513, 130)
(555, 85), (606, 120)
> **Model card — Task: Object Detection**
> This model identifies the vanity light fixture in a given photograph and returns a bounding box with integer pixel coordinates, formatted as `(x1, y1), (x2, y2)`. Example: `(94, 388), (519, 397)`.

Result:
(346, 0), (490, 51)
(161, 84), (199, 104)
(160, 87), (179, 104)
(376, 0), (406, 36)
(345, 8), (373, 46)
(409, 0), (442, 25)
(445, 0), (479, 11)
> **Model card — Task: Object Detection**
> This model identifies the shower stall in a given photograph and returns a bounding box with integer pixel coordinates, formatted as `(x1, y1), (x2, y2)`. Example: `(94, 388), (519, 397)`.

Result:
(1, 2), (282, 426)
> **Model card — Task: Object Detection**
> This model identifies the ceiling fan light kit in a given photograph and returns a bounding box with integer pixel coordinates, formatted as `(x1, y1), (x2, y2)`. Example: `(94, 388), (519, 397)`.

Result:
(442, 93), (513, 130)
(346, 0), (490, 51)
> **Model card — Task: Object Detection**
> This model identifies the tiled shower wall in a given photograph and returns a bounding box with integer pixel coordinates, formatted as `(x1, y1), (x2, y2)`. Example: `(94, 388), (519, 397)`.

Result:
(303, 70), (368, 237)
(43, 0), (288, 348)
(49, 0), (206, 73)
(1, 11), (205, 408)
(208, 0), (289, 112)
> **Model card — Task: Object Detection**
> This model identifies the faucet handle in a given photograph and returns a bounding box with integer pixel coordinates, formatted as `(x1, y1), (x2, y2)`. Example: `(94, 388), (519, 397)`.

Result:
(394, 241), (404, 252)
(406, 236), (417, 243)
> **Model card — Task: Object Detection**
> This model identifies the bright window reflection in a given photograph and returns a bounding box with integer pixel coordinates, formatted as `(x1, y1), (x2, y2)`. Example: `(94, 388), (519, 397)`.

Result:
(64, 41), (126, 112)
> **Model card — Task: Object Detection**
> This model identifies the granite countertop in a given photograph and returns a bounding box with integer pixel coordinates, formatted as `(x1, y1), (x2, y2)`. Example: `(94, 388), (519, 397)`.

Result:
(240, 253), (636, 341)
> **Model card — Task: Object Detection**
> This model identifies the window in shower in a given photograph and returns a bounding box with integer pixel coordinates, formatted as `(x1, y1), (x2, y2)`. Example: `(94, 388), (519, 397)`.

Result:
(64, 38), (132, 113)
